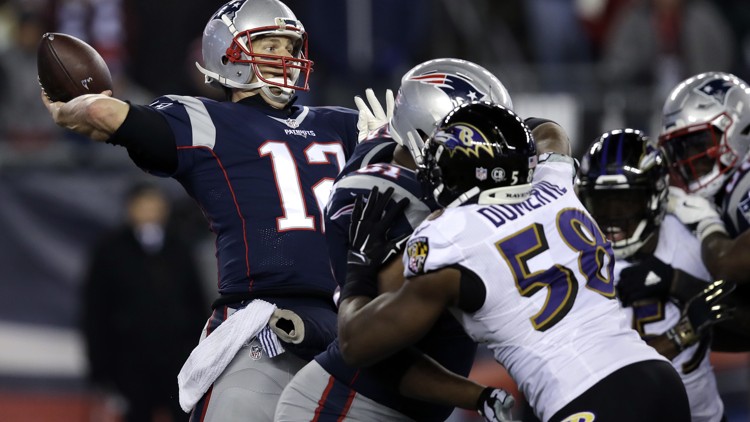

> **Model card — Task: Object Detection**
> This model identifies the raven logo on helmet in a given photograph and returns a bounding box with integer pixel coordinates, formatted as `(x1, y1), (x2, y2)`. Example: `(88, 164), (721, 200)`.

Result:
(437, 123), (497, 158)
(409, 71), (485, 104)
(695, 78), (734, 105)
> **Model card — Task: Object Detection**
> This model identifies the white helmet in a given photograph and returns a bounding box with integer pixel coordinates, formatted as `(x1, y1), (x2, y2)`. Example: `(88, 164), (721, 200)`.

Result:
(659, 72), (750, 198)
(196, 0), (313, 103)
(389, 58), (512, 163)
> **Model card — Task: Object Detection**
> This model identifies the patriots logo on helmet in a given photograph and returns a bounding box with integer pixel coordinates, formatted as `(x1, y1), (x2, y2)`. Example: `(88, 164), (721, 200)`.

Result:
(437, 123), (496, 158)
(695, 78), (734, 105)
(212, 0), (246, 20)
(409, 71), (486, 103)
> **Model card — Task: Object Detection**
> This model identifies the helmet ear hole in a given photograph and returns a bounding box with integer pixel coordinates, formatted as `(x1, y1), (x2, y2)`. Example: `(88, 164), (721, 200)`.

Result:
(221, 56), (229, 65)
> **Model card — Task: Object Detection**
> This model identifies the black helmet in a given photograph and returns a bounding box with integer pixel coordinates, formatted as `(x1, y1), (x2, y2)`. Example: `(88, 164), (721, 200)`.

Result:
(577, 129), (668, 259)
(419, 101), (537, 207)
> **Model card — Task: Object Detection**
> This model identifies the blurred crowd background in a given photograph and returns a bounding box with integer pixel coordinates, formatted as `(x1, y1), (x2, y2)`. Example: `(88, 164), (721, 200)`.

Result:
(0, 0), (748, 421)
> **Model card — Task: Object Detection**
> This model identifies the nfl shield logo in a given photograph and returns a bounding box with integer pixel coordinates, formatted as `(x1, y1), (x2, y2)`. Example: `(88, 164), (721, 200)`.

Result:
(250, 344), (263, 360)
(285, 118), (299, 129)
(476, 167), (488, 181)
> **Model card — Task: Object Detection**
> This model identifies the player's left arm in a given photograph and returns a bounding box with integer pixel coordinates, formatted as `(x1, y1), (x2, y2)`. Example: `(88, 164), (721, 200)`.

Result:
(399, 351), (516, 422)
(525, 118), (571, 156)
(338, 267), (460, 367)
(701, 230), (750, 284)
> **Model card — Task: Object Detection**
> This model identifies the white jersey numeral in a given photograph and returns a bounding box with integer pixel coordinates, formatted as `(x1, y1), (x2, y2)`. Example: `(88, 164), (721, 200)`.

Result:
(260, 141), (345, 232)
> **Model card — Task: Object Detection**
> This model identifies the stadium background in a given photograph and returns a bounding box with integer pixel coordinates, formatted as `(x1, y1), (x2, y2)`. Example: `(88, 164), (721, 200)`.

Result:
(0, 0), (747, 420)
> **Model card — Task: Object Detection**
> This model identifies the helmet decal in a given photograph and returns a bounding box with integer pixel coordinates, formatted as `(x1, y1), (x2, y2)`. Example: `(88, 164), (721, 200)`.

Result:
(409, 71), (486, 103)
(390, 59), (512, 162)
(212, 0), (246, 21)
(695, 78), (735, 105)
(438, 123), (497, 158)
(419, 101), (536, 207)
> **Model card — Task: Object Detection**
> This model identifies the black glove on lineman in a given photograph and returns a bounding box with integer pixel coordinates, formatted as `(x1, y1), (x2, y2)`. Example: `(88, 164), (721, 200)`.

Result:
(617, 255), (675, 306)
(666, 279), (736, 352)
(340, 186), (409, 302)
(476, 387), (517, 422)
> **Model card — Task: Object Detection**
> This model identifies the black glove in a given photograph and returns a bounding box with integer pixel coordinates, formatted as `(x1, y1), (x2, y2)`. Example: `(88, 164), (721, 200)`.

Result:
(340, 186), (409, 301)
(476, 387), (517, 422)
(617, 255), (674, 306)
(665, 279), (736, 352)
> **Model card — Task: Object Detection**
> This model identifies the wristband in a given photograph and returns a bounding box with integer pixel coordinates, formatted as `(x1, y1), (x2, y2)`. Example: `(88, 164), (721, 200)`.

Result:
(696, 218), (729, 242)
(339, 268), (379, 303)
(665, 318), (696, 353)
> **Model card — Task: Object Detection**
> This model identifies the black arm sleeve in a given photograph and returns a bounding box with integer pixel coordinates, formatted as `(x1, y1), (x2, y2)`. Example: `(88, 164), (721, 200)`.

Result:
(455, 265), (486, 313)
(524, 117), (559, 131)
(107, 104), (178, 174)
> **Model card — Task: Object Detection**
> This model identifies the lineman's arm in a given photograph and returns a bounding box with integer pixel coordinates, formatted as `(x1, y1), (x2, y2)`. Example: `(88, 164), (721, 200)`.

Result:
(42, 91), (128, 141)
(399, 352), (516, 422)
(399, 351), (485, 408)
(378, 261), (511, 414)
(702, 230), (750, 284)
(338, 267), (461, 367)
(644, 335), (681, 361)
(526, 118), (571, 156)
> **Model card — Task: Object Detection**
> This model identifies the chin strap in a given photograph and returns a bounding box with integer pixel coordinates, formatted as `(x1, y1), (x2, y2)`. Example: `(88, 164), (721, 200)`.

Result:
(195, 62), (295, 103)
(445, 186), (481, 208)
(260, 78), (295, 103)
(477, 184), (533, 205)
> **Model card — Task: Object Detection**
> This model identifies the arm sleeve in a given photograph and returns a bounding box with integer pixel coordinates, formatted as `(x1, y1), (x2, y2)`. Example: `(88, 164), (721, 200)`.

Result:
(107, 104), (178, 175)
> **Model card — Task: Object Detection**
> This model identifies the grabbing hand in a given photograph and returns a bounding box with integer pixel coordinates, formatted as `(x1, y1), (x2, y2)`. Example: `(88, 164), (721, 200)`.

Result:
(348, 186), (410, 269)
(667, 186), (728, 241)
(341, 186), (409, 300)
(355, 88), (394, 142)
(617, 255), (675, 306)
(476, 387), (518, 422)
(666, 279), (735, 352)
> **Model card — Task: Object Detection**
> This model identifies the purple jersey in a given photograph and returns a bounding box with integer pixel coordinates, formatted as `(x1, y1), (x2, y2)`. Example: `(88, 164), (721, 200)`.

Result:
(148, 95), (358, 297)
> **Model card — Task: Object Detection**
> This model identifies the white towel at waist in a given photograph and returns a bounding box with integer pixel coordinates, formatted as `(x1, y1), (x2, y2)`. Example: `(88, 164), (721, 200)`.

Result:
(177, 299), (277, 413)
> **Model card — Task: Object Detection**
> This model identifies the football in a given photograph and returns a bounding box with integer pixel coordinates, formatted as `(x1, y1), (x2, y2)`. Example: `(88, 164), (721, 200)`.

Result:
(37, 32), (113, 102)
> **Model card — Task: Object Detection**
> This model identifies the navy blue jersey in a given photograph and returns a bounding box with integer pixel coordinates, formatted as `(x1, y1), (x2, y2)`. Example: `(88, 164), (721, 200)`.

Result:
(319, 135), (475, 421)
(720, 159), (750, 237)
(147, 95), (358, 297)
(334, 126), (397, 182)
(326, 163), (434, 286)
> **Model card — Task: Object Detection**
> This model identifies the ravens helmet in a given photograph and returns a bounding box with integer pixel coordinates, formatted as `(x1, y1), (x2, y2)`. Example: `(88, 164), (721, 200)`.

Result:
(419, 101), (536, 208)
(577, 129), (668, 259)
(196, 0), (313, 103)
(391, 58), (512, 164)
(659, 72), (750, 198)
